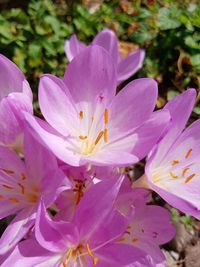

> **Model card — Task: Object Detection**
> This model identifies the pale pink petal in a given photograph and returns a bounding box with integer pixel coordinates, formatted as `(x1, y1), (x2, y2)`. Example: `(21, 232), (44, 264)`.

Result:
(117, 49), (145, 83)
(92, 29), (118, 65)
(64, 34), (86, 61)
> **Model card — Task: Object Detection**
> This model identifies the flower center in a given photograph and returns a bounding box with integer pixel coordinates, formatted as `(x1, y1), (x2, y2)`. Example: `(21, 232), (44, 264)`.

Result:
(62, 243), (98, 267)
(78, 108), (109, 156)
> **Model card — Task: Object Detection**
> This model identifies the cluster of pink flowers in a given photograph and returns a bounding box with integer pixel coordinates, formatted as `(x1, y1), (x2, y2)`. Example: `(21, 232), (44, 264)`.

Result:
(0, 29), (199, 266)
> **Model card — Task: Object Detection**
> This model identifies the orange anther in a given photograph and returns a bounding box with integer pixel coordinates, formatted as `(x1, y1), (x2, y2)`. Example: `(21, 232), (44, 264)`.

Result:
(132, 238), (138, 243)
(79, 135), (87, 140)
(185, 148), (192, 159)
(172, 160), (179, 166)
(21, 173), (27, 180)
(169, 172), (178, 179)
(2, 169), (14, 174)
(79, 111), (83, 119)
(185, 173), (195, 184)
(182, 167), (190, 177)
(18, 183), (25, 194)
(94, 131), (104, 145)
(2, 184), (13, 189)
(8, 197), (19, 203)
(62, 262), (67, 267)
(104, 108), (108, 124)
(0, 195), (4, 200)
(86, 243), (94, 258)
(104, 128), (108, 142)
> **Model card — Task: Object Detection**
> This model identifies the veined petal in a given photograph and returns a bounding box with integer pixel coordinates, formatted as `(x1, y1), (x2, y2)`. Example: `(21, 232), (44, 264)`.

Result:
(24, 130), (58, 184)
(117, 49), (145, 84)
(108, 78), (158, 135)
(35, 200), (78, 253)
(0, 54), (31, 100)
(153, 89), (196, 165)
(64, 34), (87, 62)
(24, 113), (81, 166)
(64, 45), (117, 108)
(39, 74), (78, 136)
(74, 175), (124, 240)
(92, 29), (118, 65)
(1, 239), (59, 267)
(0, 208), (35, 255)
(131, 110), (171, 160)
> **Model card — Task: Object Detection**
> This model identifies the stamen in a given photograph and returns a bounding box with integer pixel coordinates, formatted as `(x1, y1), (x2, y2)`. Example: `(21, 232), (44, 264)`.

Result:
(62, 262), (67, 267)
(169, 172), (178, 179)
(93, 257), (98, 265)
(79, 135), (87, 140)
(21, 173), (27, 180)
(2, 184), (13, 189)
(0, 195), (3, 200)
(185, 173), (195, 184)
(79, 111), (83, 119)
(8, 197), (19, 203)
(104, 128), (108, 142)
(185, 148), (192, 159)
(172, 160), (179, 166)
(2, 169), (14, 174)
(94, 131), (104, 145)
(104, 108), (108, 124)
(86, 243), (94, 258)
(18, 183), (25, 194)
(182, 167), (190, 177)
(132, 238), (138, 243)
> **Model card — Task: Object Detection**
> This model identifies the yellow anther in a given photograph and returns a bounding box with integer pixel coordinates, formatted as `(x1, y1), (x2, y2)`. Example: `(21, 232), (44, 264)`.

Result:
(79, 135), (87, 140)
(94, 131), (104, 146)
(104, 108), (108, 124)
(93, 257), (98, 265)
(2, 184), (13, 189)
(172, 160), (179, 166)
(8, 197), (19, 203)
(18, 183), (25, 194)
(104, 128), (108, 142)
(86, 243), (94, 258)
(185, 148), (192, 159)
(79, 111), (83, 119)
(185, 173), (195, 184)
(182, 167), (190, 177)
(169, 172), (178, 179)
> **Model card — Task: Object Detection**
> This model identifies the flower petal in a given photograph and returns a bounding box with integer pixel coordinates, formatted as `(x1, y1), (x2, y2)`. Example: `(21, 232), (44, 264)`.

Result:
(38, 74), (78, 136)
(64, 34), (86, 61)
(92, 29), (118, 65)
(117, 49), (145, 83)
(64, 45), (117, 107)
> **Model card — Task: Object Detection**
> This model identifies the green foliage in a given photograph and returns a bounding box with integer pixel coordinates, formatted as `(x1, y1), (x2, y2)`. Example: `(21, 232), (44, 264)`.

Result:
(0, 0), (199, 97)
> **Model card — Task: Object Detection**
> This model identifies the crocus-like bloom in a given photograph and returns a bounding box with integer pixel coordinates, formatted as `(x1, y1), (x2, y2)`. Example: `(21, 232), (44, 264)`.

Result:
(0, 54), (33, 153)
(117, 187), (175, 266)
(145, 89), (200, 219)
(65, 29), (145, 84)
(0, 130), (70, 254)
(25, 45), (170, 167)
(1, 176), (152, 267)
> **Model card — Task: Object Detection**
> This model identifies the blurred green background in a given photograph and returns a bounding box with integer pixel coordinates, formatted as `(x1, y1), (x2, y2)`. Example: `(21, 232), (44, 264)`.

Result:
(0, 0), (200, 114)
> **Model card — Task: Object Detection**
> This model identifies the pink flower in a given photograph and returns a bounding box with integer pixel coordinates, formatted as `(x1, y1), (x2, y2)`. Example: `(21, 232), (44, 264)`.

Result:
(65, 29), (145, 84)
(0, 131), (70, 254)
(145, 89), (200, 219)
(1, 176), (152, 267)
(25, 45), (170, 167)
(0, 55), (33, 153)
